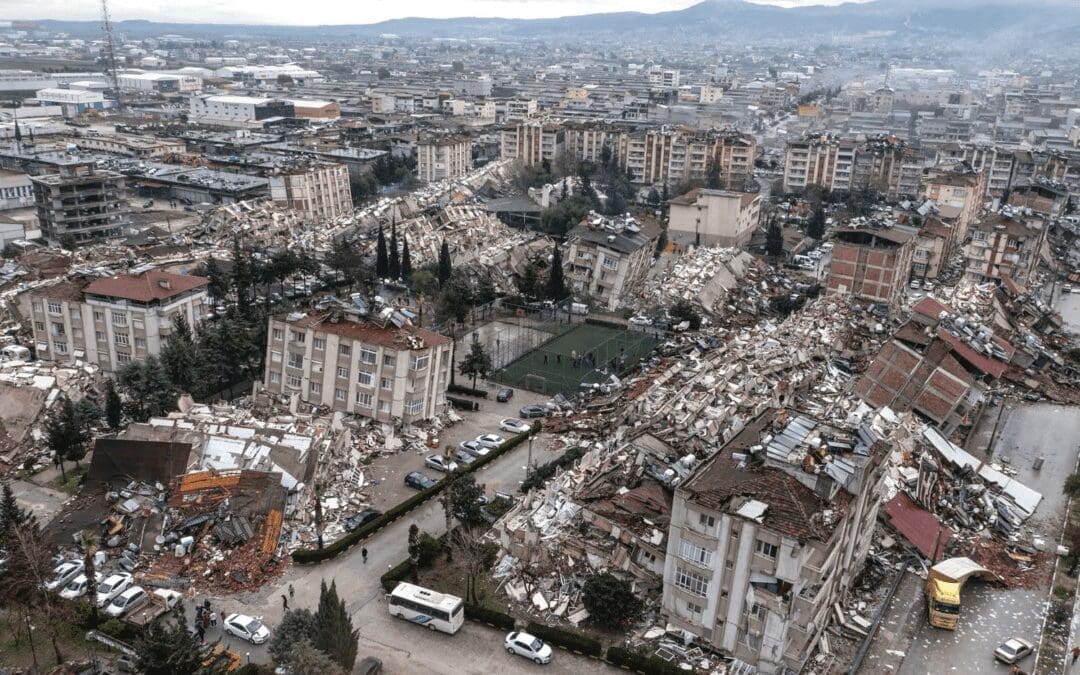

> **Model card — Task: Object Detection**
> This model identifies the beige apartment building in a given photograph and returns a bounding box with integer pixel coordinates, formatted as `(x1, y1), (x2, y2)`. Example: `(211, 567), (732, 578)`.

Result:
(500, 122), (564, 167)
(563, 214), (659, 312)
(782, 135), (857, 193)
(667, 188), (762, 249)
(920, 164), (987, 242)
(268, 161), (353, 223)
(963, 210), (1046, 284)
(26, 270), (209, 371)
(662, 409), (886, 673)
(416, 135), (473, 183)
(263, 310), (452, 423)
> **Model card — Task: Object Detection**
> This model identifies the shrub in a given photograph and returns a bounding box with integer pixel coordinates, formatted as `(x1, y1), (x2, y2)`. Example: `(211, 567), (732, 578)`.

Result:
(520, 445), (585, 493)
(582, 573), (643, 628)
(447, 395), (479, 411)
(98, 618), (137, 642)
(417, 532), (442, 568)
(448, 383), (488, 398)
(525, 622), (602, 657)
(464, 604), (515, 630)
(380, 559), (413, 593)
(605, 646), (683, 674)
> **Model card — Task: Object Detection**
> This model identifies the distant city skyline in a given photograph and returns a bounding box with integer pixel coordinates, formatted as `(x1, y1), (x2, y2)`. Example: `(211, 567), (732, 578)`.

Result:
(8, 0), (871, 27)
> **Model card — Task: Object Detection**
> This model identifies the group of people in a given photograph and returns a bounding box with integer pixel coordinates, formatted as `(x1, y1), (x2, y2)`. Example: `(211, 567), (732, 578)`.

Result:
(193, 600), (222, 642)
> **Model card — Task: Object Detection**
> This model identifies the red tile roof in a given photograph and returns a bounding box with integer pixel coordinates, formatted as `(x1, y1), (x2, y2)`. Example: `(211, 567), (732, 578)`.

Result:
(884, 492), (952, 561)
(84, 270), (208, 302)
(912, 296), (953, 322)
(282, 313), (451, 351)
(935, 328), (1008, 378)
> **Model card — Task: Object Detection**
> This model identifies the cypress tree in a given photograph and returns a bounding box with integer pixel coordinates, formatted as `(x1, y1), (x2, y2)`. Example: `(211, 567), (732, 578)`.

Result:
(104, 379), (123, 431)
(388, 223), (400, 279)
(313, 580), (358, 672)
(545, 247), (568, 301)
(375, 225), (389, 278)
(437, 240), (453, 286)
(401, 235), (412, 279)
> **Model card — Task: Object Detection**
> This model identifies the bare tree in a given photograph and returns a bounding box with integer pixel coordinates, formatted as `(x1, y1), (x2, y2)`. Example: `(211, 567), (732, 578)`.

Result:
(0, 520), (69, 665)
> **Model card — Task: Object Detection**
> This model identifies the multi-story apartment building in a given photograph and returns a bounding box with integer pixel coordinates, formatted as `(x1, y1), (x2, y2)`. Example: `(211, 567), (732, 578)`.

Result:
(962, 210), (1046, 284)
(500, 122), (564, 167)
(501, 98), (538, 122)
(563, 214), (659, 312)
(416, 135), (472, 183)
(563, 122), (624, 164)
(919, 163), (987, 242)
(619, 128), (755, 187)
(31, 162), (128, 245)
(935, 143), (1016, 196)
(268, 161), (353, 223)
(667, 188), (762, 249)
(27, 270), (209, 371)
(826, 228), (915, 306)
(262, 309), (452, 423)
(661, 409), (886, 674)
(782, 135), (857, 193)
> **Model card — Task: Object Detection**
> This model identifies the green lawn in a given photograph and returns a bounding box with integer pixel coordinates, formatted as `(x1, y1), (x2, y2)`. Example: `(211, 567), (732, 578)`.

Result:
(492, 323), (657, 395)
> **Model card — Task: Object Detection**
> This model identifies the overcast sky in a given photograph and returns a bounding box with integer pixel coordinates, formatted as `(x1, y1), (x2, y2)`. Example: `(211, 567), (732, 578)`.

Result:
(10, 0), (870, 26)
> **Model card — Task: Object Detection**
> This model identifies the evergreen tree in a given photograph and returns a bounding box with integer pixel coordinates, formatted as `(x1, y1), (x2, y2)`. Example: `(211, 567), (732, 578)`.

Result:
(450, 474), (486, 527)
(117, 356), (178, 422)
(517, 262), (540, 299)
(328, 237), (359, 289)
(375, 225), (389, 278)
(766, 216), (784, 259)
(313, 580), (359, 672)
(437, 239), (453, 286)
(388, 223), (400, 280)
(474, 275), (497, 306)
(283, 639), (344, 675)
(437, 273), (474, 325)
(205, 256), (229, 305)
(104, 379), (122, 430)
(647, 187), (661, 205)
(44, 398), (91, 481)
(544, 247), (568, 301)
(706, 161), (722, 189)
(0, 481), (30, 547)
(400, 235), (412, 279)
(459, 339), (493, 389)
(661, 183), (669, 203)
(581, 573), (644, 629)
(161, 315), (198, 393)
(270, 609), (317, 666)
(134, 621), (225, 675)
(230, 237), (254, 311)
(807, 207), (826, 240)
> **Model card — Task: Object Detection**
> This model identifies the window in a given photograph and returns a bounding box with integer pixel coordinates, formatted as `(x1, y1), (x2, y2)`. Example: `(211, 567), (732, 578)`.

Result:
(291, 331), (306, 343)
(355, 391), (373, 408)
(356, 371), (373, 386)
(383, 355), (396, 367)
(310, 382), (321, 394)
(34, 321), (44, 332)
(116, 352), (131, 365)
(686, 601), (704, 616)
(411, 355), (430, 370)
(132, 318), (144, 330)
(69, 308), (81, 319)
(378, 400), (391, 413)
(740, 632), (762, 650)
(725, 559), (734, 570)
(730, 526), (739, 538)
(755, 539), (778, 559)
(602, 255), (619, 271)
(51, 322), (65, 336)
(134, 337), (146, 349)
(272, 328), (284, 341)
(360, 348), (377, 365)
(52, 340), (67, 354)
(95, 331), (106, 343)
(338, 345), (351, 356)
(749, 603), (765, 621)
(313, 337), (326, 350)
(288, 352), (304, 369)
(93, 311), (104, 322)
(286, 374), (302, 389)
(679, 540), (713, 568)
(48, 301), (62, 315)
(673, 567), (709, 597)
(111, 312), (127, 326)
(311, 360), (322, 373)
(33, 301), (42, 313)
(698, 513), (716, 529)
(334, 388), (346, 401)
(405, 399), (423, 415)
(337, 366), (349, 378)
(269, 372), (281, 383)
(114, 333), (129, 346)
(380, 377), (392, 390)
(271, 350), (282, 364)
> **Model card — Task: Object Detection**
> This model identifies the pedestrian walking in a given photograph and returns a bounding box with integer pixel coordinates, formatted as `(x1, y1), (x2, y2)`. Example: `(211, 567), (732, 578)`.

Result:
(362, 547), (368, 564)
(1072, 645), (1080, 664)
(288, 583), (295, 599)
(281, 594), (289, 611)
(196, 624), (205, 642)
(209, 611), (218, 627)
(220, 610), (226, 626)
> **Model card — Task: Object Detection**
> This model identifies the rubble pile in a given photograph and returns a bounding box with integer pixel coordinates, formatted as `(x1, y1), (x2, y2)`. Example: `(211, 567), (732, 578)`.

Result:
(640, 246), (766, 316)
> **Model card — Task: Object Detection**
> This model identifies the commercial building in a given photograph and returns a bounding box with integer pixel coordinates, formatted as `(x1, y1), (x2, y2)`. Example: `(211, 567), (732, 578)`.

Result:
(188, 94), (295, 125)
(118, 72), (201, 93)
(263, 308), (452, 424)
(27, 270), (209, 371)
(31, 162), (128, 245)
(563, 214), (660, 312)
(34, 88), (106, 116)
(66, 134), (186, 159)
(500, 122), (563, 167)
(962, 210), (1046, 284)
(667, 188), (762, 249)
(0, 169), (33, 210)
(416, 135), (472, 183)
(661, 409), (886, 674)
(268, 162), (353, 222)
(826, 228), (915, 306)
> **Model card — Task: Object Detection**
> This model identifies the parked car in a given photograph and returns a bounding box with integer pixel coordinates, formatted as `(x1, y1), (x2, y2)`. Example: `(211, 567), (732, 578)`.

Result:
(499, 418), (530, 434)
(45, 560), (84, 591)
(994, 637), (1034, 664)
(505, 631), (553, 665)
(95, 572), (134, 608)
(425, 455), (459, 473)
(224, 613), (271, 644)
(343, 508), (382, 532)
(358, 656), (383, 675)
(519, 404), (547, 419)
(458, 440), (490, 457)
(628, 315), (653, 327)
(59, 574), (89, 599)
(404, 472), (437, 491)
(496, 387), (514, 402)
(452, 449), (477, 466)
(105, 586), (148, 618)
(475, 434), (506, 449)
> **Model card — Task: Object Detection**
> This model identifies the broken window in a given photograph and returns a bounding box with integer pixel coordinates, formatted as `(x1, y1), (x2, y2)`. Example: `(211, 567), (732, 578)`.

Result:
(749, 603), (765, 620)
(698, 512), (716, 530)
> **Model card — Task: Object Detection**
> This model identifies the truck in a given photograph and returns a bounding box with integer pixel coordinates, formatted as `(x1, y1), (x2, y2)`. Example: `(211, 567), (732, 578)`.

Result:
(124, 588), (182, 627)
(925, 557), (990, 630)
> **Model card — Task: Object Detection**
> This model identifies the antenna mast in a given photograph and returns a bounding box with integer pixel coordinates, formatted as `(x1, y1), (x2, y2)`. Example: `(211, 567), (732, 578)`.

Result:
(100, 0), (124, 112)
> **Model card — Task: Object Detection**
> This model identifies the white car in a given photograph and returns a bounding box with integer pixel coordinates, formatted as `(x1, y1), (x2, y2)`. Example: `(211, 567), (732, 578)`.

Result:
(628, 315), (652, 327)
(105, 586), (147, 618)
(424, 454), (459, 473)
(475, 434), (506, 449)
(59, 574), (89, 600)
(499, 418), (530, 434)
(994, 637), (1034, 664)
(505, 631), (553, 665)
(224, 613), (271, 644)
(45, 561), (84, 592)
(458, 440), (490, 457)
(95, 572), (134, 608)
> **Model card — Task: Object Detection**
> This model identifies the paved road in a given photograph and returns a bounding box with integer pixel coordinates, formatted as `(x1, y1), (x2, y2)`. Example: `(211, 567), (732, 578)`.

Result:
(9, 478), (69, 525)
(197, 422), (617, 675)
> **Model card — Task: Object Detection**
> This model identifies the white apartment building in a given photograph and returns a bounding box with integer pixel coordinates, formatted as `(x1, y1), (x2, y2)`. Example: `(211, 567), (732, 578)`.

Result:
(563, 214), (659, 312)
(268, 162), (353, 222)
(500, 123), (564, 167)
(263, 310), (452, 424)
(26, 270), (209, 372)
(416, 135), (473, 183)
(667, 188), (762, 249)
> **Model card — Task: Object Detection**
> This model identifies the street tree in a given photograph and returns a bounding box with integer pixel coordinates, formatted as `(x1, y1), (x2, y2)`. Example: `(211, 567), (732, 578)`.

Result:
(269, 608), (317, 666)
(80, 532), (99, 623)
(408, 523), (421, 580)
(544, 248), (568, 301)
(807, 207), (826, 240)
(459, 340), (492, 389)
(44, 398), (91, 481)
(450, 473), (486, 527)
(205, 256), (229, 305)
(517, 262), (541, 299)
(706, 161), (722, 189)
(766, 217), (785, 260)
(134, 621), (225, 675)
(282, 638), (344, 675)
(0, 480), (30, 548)
(161, 315), (198, 393)
(230, 237), (255, 311)
(449, 528), (498, 604)
(117, 356), (178, 422)
(474, 274), (498, 306)
(0, 518), (68, 666)
(314, 580), (358, 672)
(581, 572), (644, 629)
(375, 225), (389, 278)
(437, 273), (474, 325)
(647, 187), (661, 205)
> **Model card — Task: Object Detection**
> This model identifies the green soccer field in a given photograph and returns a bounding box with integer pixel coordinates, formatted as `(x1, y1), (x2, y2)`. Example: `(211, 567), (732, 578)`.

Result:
(492, 323), (657, 396)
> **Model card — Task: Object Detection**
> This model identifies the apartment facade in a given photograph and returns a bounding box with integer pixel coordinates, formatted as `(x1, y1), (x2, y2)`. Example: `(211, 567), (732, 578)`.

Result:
(416, 135), (473, 183)
(920, 165), (987, 242)
(667, 188), (762, 249)
(782, 135), (856, 193)
(268, 162), (353, 222)
(500, 123), (564, 167)
(661, 409), (886, 673)
(31, 162), (128, 245)
(826, 228), (915, 306)
(27, 270), (209, 372)
(963, 211), (1046, 284)
(563, 215), (659, 311)
(0, 169), (33, 211)
(263, 312), (452, 424)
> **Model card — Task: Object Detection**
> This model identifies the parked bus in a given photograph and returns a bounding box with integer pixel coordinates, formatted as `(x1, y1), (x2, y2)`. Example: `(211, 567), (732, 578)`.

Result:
(387, 582), (464, 634)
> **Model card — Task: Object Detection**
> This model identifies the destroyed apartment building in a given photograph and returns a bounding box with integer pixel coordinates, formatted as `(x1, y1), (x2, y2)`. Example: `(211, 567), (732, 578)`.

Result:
(638, 246), (762, 317)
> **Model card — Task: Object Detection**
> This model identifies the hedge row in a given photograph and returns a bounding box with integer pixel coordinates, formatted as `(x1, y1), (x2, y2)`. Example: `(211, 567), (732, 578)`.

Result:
(448, 383), (488, 398)
(520, 445), (586, 493)
(293, 421), (541, 564)
(605, 647), (683, 674)
(465, 604), (515, 630)
(585, 316), (626, 330)
(447, 395), (480, 411)
(525, 621), (603, 658)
